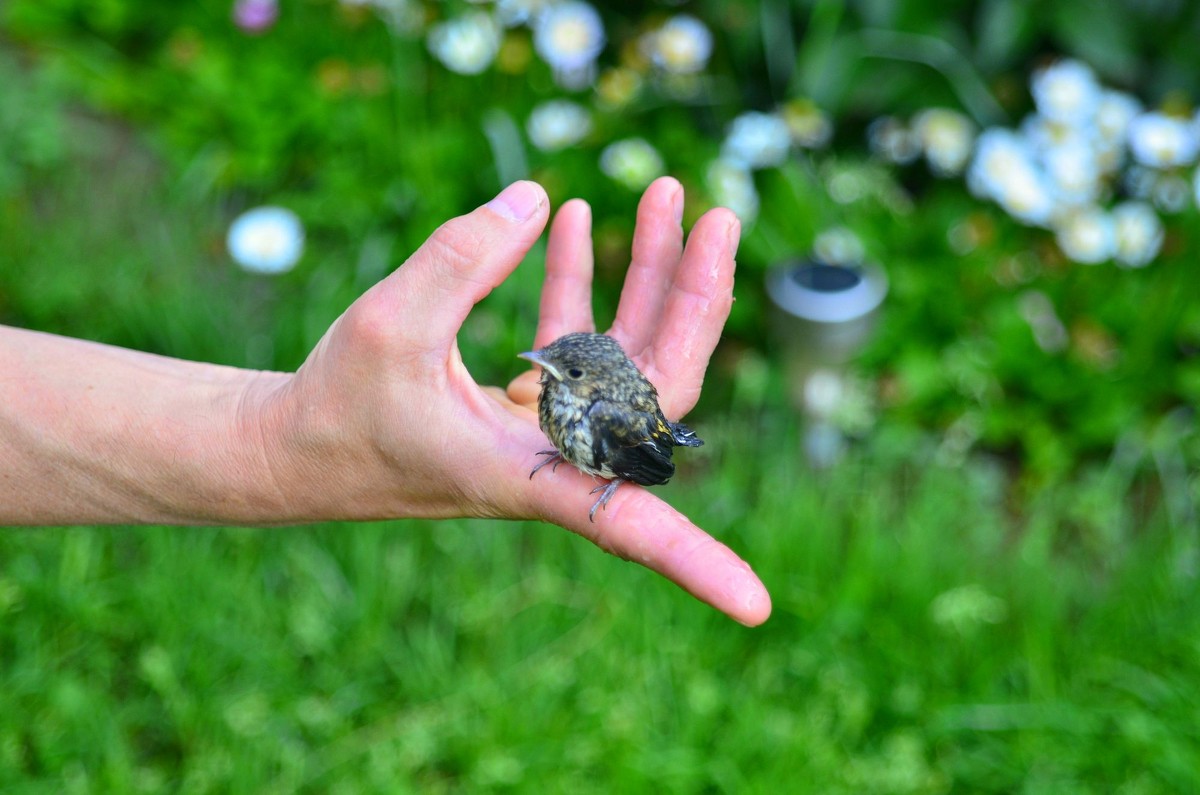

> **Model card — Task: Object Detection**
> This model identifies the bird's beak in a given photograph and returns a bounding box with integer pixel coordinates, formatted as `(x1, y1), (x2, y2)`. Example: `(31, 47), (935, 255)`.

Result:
(518, 350), (562, 381)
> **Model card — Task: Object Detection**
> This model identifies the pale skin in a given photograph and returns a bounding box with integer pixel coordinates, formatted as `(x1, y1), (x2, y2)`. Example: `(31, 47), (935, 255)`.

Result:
(0, 177), (772, 626)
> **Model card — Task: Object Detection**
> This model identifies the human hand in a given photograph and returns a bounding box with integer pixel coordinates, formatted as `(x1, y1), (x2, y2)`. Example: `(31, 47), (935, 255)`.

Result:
(260, 179), (771, 626)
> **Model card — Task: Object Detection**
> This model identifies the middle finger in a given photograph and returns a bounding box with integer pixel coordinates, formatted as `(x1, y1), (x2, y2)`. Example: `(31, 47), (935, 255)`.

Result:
(608, 176), (686, 356)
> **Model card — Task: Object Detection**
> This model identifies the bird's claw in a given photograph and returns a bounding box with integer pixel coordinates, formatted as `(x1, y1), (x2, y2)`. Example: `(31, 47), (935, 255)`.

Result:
(530, 451), (622, 523)
(529, 450), (564, 479)
(588, 479), (624, 522)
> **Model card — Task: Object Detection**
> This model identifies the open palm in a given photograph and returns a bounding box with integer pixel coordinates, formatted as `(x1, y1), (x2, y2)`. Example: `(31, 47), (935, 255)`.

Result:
(286, 178), (770, 626)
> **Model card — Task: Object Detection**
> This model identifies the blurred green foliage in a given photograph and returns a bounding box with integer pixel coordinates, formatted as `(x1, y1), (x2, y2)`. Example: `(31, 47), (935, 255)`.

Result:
(3, 2), (1200, 791)
(3, 0), (1197, 481)
(1, 419), (1197, 792)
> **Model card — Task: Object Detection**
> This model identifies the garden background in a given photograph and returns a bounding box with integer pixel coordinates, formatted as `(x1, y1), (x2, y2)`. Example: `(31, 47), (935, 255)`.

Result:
(2, 0), (1199, 791)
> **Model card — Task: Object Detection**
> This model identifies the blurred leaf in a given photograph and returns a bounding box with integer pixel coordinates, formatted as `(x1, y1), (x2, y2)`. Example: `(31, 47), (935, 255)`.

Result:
(974, 0), (1036, 71)
(1050, 0), (1140, 79)
(795, 0), (850, 109)
(2, 0), (1197, 477)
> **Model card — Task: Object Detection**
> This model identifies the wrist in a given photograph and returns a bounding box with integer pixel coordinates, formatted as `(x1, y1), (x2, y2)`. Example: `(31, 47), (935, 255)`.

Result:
(212, 368), (300, 524)
(243, 367), (395, 524)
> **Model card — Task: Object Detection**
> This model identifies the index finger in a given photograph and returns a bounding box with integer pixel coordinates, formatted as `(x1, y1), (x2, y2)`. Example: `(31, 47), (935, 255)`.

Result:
(525, 464), (771, 626)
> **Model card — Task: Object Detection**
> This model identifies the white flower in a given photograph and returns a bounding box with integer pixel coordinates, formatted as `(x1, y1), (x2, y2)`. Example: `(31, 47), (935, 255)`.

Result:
(1017, 290), (1069, 353)
(599, 138), (663, 190)
(783, 102), (833, 149)
(1054, 205), (1115, 264)
(1127, 111), (1199, 168)
(534, 2), (604, 75)
(595, 65), (642, 109)
(813, 226), (866, 266)
(969, 129), (1055, 226)
(495, 0), (550, 27)
(1030, 59), (1101, 125)
(968, 128), (1034, 198)
(913, 108), (975, 176)
(1112, 201), (1163, 268)
(931, 584), (1007, 634)
(803, 369), (844, 418)
(1094, 90), (1142, 147)
(1019, 113), (1081, 154)
(1151, 172), (1190, 213)
(706, 159), (759, 225)
(427, 12), (501, 75)
(1123, 165), (1188, 214)
(997, 168), (1057, 227)
(1042, 143), (1101, 207)
(526, 100), (591, 151)
(722, 111), (791, 170)
(867, 116), (920, 165)
(646, 15), (712, 75)
(227, 206), (304, 275)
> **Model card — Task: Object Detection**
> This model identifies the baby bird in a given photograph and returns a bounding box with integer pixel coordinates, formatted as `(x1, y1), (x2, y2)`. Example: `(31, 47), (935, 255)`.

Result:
(518, 332), (703, 521)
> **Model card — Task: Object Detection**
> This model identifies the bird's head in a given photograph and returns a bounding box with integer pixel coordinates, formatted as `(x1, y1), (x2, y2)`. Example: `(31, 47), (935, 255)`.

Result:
(518, 332), (632, 393)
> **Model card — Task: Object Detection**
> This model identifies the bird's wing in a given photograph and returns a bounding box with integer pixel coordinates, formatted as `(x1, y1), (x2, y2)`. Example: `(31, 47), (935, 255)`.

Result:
(587, 401), (676, 486)
(668, 421), (704, 447)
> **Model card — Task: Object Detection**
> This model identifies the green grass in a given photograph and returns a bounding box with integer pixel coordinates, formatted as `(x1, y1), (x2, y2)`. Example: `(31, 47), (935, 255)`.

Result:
(2, 418), (1198, 793)
(3, 61), (1199, 794)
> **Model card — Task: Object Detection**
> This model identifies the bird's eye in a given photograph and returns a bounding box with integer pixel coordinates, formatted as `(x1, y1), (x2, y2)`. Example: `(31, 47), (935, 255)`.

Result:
(567, 367), (584, 379)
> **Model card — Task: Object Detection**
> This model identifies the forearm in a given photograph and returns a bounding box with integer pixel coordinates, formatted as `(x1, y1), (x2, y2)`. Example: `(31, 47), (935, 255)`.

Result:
(0, 325), (292, 526)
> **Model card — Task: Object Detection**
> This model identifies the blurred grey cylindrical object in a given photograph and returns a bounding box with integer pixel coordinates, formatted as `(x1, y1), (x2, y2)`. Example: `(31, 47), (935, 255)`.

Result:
(766, 260), (888, 408)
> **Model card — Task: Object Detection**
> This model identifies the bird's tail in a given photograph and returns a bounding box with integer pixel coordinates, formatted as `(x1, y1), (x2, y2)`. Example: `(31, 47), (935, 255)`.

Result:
(669, 422), (704, 447)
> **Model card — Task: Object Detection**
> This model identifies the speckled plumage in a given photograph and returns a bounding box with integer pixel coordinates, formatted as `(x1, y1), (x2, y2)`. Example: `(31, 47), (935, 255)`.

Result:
(519, 332), (703, 521)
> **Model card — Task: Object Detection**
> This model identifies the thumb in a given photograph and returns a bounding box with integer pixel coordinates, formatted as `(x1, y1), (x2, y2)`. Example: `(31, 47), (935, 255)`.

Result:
(387, 181), (550, 351)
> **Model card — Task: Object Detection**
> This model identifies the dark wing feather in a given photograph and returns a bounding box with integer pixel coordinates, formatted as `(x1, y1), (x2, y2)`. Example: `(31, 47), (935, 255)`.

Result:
(588, 401), (676, 486)
(669, 421), (703, 447)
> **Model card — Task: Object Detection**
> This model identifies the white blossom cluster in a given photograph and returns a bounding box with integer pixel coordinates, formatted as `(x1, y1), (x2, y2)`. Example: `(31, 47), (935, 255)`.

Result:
(418, 2), (729, 193)
(336, 4), (1185, 269)
(874, 59), (1192, 268)
(708, 103), (834, 224)
(342, 2), (842, 211)
(425, 1), (607, 86)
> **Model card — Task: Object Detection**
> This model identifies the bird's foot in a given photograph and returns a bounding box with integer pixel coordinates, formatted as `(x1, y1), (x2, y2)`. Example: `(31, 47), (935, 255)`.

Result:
(588, 479), (624, 522)
(529, 450), (564, 479)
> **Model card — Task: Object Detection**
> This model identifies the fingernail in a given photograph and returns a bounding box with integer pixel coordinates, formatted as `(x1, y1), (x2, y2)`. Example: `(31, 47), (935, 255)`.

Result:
(727, 217), (741, 258)
(487, 181), (544, 223)
(672, 185), (684, 225)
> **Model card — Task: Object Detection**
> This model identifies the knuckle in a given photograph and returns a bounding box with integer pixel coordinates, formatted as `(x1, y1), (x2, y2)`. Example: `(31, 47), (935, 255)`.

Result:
(422, 223), (489, 286)
(339, 289), (397, 355)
